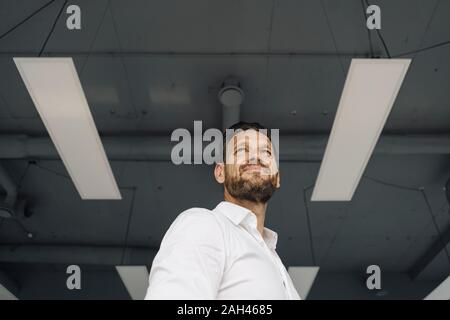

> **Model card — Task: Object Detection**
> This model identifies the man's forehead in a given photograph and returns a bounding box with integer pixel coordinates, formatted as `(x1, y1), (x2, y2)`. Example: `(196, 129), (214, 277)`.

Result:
(227, 129), (271, 146)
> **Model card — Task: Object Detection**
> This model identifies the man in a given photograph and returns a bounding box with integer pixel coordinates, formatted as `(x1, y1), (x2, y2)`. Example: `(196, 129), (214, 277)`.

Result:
(145, 122), (300, 300)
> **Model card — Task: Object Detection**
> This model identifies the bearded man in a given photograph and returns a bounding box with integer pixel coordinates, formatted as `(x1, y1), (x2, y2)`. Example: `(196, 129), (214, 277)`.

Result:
(145, 122), (301, 300)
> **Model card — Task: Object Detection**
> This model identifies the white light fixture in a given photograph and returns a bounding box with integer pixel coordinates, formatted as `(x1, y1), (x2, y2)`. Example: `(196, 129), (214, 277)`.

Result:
(0, 283), (18, 300)
(424, 276), (450, 300)
(116, 266), (149, 300)
(287, 266), (320, 299)
(311, 59), (411, 201)
(14, 57), (121, 200)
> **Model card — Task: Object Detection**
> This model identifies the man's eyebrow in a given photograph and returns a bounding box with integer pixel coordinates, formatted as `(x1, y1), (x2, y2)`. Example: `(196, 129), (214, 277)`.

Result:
(233, 138), (249, 146)
(258, 138), (272, 147)
(233, 139), (271, 147)
(231, 135), (272, 146)
(233, 143), (249, 152)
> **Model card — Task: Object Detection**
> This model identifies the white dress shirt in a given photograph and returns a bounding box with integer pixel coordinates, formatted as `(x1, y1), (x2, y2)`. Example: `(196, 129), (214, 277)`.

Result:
(145, 201), (301, 300)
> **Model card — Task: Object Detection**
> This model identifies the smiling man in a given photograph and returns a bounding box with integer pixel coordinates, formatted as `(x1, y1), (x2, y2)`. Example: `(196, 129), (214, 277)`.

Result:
(145, 122), (301, 300)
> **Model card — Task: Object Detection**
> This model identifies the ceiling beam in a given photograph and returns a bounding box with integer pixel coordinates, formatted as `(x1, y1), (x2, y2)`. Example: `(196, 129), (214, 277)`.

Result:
(409, 223), (450, 280)
(0, 244), (157, 266)
(1, 134), (450, 161)
(0, 51), (378, 58)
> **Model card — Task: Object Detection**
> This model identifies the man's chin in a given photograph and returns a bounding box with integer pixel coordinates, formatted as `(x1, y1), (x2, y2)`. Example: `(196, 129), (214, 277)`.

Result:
(234, 189), (274, 204)
(227, 181), (276, 204)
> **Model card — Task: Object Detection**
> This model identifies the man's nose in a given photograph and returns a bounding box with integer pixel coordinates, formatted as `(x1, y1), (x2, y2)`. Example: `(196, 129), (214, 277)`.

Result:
(247, 152), (259, 165)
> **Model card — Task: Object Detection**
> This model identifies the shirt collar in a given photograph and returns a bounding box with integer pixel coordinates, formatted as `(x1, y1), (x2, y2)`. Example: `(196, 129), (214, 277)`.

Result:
(214, 201), (278, 250)
(262, 227), (278, 250)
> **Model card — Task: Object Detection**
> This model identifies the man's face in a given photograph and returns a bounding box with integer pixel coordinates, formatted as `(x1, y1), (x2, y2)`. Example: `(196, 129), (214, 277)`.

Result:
(217, 129), (280, 203)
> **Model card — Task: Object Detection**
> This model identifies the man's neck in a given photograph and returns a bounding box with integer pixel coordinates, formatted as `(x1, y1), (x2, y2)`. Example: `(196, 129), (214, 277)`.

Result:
(224, 191), (267, 237)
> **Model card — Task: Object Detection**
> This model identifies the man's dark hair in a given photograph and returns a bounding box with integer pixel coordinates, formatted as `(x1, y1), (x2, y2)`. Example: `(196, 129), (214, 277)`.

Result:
(221, 121), (273, 162)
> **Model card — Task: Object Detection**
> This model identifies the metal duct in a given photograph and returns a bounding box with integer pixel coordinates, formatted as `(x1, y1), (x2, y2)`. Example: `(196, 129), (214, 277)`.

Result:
(219, 77), (244, 130)
(1, 134), (450, 161)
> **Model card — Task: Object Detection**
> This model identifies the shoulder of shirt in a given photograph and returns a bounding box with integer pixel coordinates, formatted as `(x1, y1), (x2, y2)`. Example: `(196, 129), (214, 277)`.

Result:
(155, 207), (227, 252)
(176, 207), (218, 222)
(169, 207), (226, 237)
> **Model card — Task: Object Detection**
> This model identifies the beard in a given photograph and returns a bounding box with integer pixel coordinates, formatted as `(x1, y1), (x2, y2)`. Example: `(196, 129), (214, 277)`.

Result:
(224, 165), (278, 203)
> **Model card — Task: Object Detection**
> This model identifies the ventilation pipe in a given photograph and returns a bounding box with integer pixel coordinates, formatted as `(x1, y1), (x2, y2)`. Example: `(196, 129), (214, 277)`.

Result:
(218, 77), (244, 130)
(1, 135), (450, 161)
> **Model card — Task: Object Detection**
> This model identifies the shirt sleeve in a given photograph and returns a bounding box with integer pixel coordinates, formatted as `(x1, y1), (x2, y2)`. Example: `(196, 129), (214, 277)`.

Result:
(145, 209), (226, 300)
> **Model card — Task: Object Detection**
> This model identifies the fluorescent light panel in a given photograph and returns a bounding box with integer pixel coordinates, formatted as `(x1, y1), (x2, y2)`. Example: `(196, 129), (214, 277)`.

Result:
(287, 266), (320, 299)
(14, 57), (121, 200)
(0, 284), (18, 300)
(116, 266), (149, 300)
(311, 59), (411, 201)
(424, 276), (450, 300)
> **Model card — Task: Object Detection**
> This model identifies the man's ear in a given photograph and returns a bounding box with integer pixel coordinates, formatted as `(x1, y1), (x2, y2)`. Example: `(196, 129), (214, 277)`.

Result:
(276, 172), (281, 189)
(214, 163), (225, 184)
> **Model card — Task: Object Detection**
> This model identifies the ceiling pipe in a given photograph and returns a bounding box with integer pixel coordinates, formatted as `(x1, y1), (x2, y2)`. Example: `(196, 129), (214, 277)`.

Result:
(0, 51), (378, 58)
(1, 134), (450, 161)
(219, 77), (244, 130)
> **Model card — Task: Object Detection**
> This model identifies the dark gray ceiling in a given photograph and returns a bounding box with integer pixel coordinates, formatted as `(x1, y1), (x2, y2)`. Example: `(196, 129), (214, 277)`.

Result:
(0, 0), (449, 299)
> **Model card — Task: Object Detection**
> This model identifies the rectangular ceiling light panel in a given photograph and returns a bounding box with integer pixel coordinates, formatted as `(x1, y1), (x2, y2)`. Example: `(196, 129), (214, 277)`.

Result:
(424, 276), (450, 300)
(311, 59), (411, 201)
(116, 266), (149, 300)
(288, 266), (320, 300)
(0, 283), (18, 300)
(14, 57), (121, 200)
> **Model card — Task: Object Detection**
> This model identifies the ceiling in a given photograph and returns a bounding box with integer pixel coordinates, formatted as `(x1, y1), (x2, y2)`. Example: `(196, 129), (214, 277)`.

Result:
(0, 0), (449, 299)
